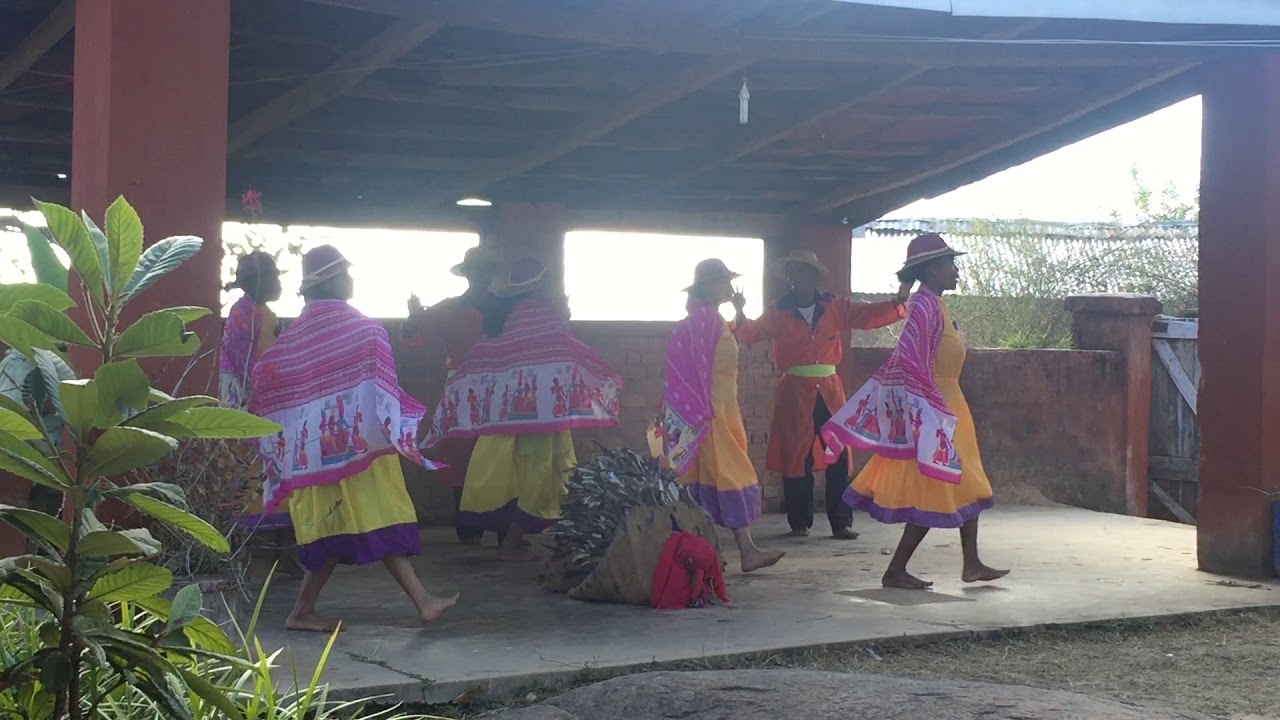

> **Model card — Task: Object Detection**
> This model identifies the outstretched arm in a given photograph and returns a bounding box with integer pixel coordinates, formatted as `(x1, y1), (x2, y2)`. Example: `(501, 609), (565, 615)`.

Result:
(832, 282), (912, 331)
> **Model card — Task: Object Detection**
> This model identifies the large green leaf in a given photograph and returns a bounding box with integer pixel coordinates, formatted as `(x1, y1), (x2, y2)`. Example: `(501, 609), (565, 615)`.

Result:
(167, 584), (203, 634)
(126, 396), (218, 432)
(123, 494), (228, 553)
(84, 426), (177, 478)
(22, 225), (69, 293)
(32, 349), (76, 419)
(87, 560), (173, 601)
(103, 481), (186, 507)
(119, 528), (162, 558)
(0, 351), (33, 402)
(0, 504), (70, 553)
(0, 406), (40, 440)
(59, 379), (99, 438)
(162, 306), (212, 325)
(0, 429), (70, 491)
(0, 391), (39, 428)
(6, 300), (94, 346)
(122, 236), (204, 302)
(135, 595), (235, 654)
(178, 667), (247, 720)
(165, 407), (281, 439)
(105, 196), (144, 295)
(0, 283), (75, 313)
(80, 212), (113, 295)
(0, 315), (57, 357)
(78, 530), (151, 557)
(33, 199), (105, 304)
(114, 311), (200, 357)
(93, 359), (151, 427)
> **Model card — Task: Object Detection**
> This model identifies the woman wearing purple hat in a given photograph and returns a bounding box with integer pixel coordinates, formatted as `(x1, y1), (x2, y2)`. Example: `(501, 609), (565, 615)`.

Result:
(424, 257), (623, 562)
(822, 234), (1007, 590)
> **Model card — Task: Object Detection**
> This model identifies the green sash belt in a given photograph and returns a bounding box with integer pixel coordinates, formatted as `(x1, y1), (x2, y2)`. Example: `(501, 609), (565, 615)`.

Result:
(784, 364), (837, 378)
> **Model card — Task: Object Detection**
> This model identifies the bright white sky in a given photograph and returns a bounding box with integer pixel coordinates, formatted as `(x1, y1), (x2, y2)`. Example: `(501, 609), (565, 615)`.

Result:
(1, 97), (1201, 316)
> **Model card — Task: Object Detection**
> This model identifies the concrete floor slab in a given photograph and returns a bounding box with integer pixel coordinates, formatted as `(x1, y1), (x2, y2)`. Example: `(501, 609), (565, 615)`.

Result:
(250, 507), (1280, 705)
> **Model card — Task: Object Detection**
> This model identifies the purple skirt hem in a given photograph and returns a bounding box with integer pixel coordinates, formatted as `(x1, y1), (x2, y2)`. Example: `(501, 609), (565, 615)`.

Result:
(844, 488), (993, 529)
(297, 522), (421, 572)
(457, 499), (557, 534)
(687, 484), (761, 530)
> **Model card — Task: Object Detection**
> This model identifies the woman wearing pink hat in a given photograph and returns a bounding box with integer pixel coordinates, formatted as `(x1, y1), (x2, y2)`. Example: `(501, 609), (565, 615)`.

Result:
(822, 234), (1007, 589)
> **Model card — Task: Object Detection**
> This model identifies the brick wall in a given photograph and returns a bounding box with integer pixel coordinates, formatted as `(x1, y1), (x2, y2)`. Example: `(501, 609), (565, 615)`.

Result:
(390, 318), (1131, 524)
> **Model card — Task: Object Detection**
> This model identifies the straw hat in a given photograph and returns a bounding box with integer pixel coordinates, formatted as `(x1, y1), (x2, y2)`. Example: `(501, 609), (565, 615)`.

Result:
(298, 245), (351, 292)
(450, 246), (502, 277)
(683, 258), (740, 292)
(772, 249), (828, 279)
(899, 233), (965, 274)
(490, 257), (546, 297)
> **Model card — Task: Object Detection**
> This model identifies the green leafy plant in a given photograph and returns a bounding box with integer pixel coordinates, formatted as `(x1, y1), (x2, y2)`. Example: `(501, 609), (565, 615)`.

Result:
(0, 197), (282, 719)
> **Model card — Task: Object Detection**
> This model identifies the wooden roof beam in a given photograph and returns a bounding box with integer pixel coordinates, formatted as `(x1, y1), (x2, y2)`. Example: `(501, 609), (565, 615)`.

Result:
(227, 11), (445, 153)
(426, 2), (837, 201)
(625, 21), (1044, 201)
(799, 65), (1199, 217)
(0, 0), (75, 91)
(301, 1), (1232, 67)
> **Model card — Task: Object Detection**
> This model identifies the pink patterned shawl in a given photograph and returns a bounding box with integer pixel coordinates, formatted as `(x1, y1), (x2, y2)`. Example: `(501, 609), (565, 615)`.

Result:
(822, 287), (961, 484)
(652, 302), (723, 475)
(219, 296), (269, 410)
(424, 299), (622, 444)
(250, 300), (443, 513)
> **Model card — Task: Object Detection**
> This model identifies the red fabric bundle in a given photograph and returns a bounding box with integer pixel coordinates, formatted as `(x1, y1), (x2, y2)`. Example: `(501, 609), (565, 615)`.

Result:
(651, 531), (729, 610)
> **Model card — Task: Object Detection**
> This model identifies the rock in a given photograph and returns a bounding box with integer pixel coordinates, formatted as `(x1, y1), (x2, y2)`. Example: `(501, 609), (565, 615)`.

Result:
(490, 670), (1208, 720)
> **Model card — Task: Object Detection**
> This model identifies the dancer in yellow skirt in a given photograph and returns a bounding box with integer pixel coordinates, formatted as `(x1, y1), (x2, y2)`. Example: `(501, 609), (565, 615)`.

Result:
(654, 259), (784, 573)
(823, 233), (1008, 590)
(253, 246), (457, 630)
(426, 258), (622, 562)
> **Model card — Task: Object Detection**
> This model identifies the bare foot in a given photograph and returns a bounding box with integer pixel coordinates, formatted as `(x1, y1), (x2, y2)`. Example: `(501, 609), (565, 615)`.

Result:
(882, 568), (933, 590)
(418, 593), (459, 623)
(741, 549), (785, 573)
(962, 564), (1010, 583)
(285, 613), (342, 632)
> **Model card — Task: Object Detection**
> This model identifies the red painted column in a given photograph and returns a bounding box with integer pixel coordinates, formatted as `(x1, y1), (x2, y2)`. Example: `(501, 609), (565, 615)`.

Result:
(70, 0), (230, 393)
(1197, 57), (1280, 578)
(480, 203), (566, 297)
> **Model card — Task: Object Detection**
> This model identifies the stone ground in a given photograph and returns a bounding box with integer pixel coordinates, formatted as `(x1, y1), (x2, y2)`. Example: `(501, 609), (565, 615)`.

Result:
(490, 669), (1212, 720)
(248, 506), (1280, 709)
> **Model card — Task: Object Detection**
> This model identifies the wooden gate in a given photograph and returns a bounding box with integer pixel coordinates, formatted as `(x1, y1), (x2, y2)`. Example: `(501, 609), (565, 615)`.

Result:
(1148, 315), (1199, 524)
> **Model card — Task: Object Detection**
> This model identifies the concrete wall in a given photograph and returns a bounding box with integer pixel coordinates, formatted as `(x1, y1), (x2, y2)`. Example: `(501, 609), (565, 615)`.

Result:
(390, 318), (1131, 524)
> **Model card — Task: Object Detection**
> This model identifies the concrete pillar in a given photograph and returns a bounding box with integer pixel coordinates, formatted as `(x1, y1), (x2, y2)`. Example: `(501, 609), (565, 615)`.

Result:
(1197, 57), (1280, 578)
(480, 203), (567, 297)
(70, 0), (231, 392)
(1065, 294), (1161, 518)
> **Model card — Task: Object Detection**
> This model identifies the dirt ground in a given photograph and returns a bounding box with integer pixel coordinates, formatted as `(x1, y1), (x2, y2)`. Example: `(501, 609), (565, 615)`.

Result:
(434, 608), (1280, 719)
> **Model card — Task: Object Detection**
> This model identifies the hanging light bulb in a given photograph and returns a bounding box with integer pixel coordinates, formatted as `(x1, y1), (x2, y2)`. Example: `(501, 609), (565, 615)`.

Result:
(738, 77), (750, 125)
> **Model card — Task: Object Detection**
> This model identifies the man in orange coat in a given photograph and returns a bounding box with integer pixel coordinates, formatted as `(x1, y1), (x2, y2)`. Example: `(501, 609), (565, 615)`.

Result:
(403, 246), (501, 545)
(735, 250), (909, 539)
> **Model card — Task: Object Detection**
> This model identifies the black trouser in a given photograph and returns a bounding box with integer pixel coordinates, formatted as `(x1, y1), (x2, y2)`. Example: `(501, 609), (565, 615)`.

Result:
(453, 487), (504, 544)
(782, 397), (853, 533)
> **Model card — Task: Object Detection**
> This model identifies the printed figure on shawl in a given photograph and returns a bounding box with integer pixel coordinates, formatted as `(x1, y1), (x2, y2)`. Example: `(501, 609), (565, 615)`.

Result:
(823, 288), (962, 484)
(424, 300), (623, 445)
(252, 299), (445, 515)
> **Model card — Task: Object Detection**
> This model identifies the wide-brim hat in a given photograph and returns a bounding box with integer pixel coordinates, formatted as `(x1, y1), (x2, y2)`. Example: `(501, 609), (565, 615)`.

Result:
(683, 258), (741, 292)
(450, 246), (502, 277)
(490, 257), (546, 297)
(899, 232), (965, 273)
(772, 249), (828, 279)
(298, 244), (352, 292)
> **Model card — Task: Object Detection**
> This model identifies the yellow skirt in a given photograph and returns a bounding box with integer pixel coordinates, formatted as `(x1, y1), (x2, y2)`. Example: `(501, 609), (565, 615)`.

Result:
(848, 378), (994, 528)
(678, 402), (761, 530)
(289, 454), (421, 571)
(460, 431), (576, 532)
